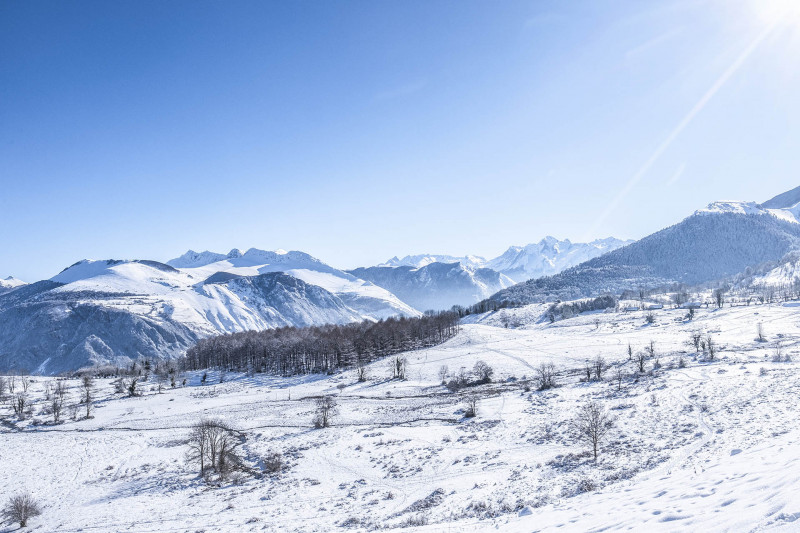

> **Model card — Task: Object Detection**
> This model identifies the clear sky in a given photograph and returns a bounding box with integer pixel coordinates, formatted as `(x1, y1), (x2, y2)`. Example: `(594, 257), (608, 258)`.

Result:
(3, 0), (800, 282)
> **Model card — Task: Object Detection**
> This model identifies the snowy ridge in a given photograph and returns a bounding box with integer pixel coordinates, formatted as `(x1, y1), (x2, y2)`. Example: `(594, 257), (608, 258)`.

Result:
(695, 200), (800, 225)
(0, 253), (419, 373)
(379, 237), (632, 284)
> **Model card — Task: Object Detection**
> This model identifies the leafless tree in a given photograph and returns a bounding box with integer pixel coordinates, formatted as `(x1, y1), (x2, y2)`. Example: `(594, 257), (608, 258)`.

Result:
(534, 362), (557, 390)
(313, 396), (339, 428)
(127, 377), (139, 397)
(635, 351), (647, 373)
(571, 401), (615, 460)
(473, 361), (493, 383)
(614, 366), (624, 391)
(356, 362), (368, 382)
(583, 361), (592, 382)
(757, 322), (766, 342)
(389, 356), (407, 380)
(714, 288), (725, 308)
(0, 376), (6, 401)
(187, 419), (248, 480)
(12, 393), (27, 419)
(19, 372), (30, 393)
(593, 355), (605, 380)
(627, 343), (633, 361)
(8, 375), (16, 395)
(705, 335), (717, 361)
(645, 340), (656, 359)
(463, 394), (479, 418)
(3, 493), (42, 528)
(438, 365), (449, 384)
(81, 375), (94, 418)
(51, 381), (68, 423)
(689, 331), (703, 352)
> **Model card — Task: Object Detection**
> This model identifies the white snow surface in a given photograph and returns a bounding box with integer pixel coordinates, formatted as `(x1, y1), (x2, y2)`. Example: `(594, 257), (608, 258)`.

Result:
(5, 302), (800, 531)
(169, 248), (420, 320)
(696, 200), (800, 224)
(0, 275), (27, 290)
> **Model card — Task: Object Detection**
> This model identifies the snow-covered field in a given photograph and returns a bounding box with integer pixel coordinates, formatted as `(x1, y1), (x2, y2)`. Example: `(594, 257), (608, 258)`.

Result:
(3, 302), (800, 532)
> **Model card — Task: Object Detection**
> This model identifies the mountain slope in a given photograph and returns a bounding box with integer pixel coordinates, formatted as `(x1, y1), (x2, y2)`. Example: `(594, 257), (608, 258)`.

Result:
(168, 248), (420, 320)
(492, 198), (800, 303)
(0, 259), (369, 374)
(349, 262), (514, 311)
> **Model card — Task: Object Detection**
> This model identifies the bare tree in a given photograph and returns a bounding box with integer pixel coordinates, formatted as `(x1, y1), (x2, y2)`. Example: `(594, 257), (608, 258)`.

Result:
(81, 376), (94, 418)
(3, 493), (42, 528)
(313, 396), (339, 428)
(689, 331), (703, 352)
(187, 419), (248, 480)
(438, 365), (449, 384)
(534, 362), (557, 390)
(8, 375), (16, 394)
(51, 381), (68, 423)
(627, 343), (633, 361)
(356, 362), (368, 383)
(19, 372), (30, 393)
(583, 361), (592, 382)
(12, 393), (27, 420)
(593, 355), (606, 381)
(705, 335), (717, 361)
(635, 351), (647, 373)
(757, 322), (766, 342)
(613, 366), (624, 391)
(389, 356), (407, 380)
(714, 288), (725, 308)
(645, 340), (656, 359)
(0, 376), (6, 401)
(127, 377), (139, 397)
(463, 394), (479, 418)
(473, 361), (494, 383)
(571, 401), (615, 460)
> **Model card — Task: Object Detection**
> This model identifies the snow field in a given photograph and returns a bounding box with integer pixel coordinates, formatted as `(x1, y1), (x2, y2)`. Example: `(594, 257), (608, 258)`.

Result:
(2, 302), (800, 531)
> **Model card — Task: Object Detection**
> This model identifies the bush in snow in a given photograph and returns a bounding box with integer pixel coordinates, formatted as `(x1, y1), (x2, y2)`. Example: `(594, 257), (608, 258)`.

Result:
(473, 361), (493, 383)
(534, 362), (557, 390)
(3, 493), (42, 528)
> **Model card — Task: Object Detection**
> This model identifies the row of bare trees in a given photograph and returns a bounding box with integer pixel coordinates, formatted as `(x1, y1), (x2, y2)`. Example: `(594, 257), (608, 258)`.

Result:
(184, 312), (460, 376)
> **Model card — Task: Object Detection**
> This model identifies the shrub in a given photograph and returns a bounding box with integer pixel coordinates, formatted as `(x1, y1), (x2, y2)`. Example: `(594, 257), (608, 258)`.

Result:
(3, 493), (42, 527)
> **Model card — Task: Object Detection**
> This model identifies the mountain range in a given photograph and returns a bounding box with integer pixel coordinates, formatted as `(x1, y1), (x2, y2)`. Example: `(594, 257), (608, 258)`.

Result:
(492, 189), (800, 304)
(4, 185), (800, 373)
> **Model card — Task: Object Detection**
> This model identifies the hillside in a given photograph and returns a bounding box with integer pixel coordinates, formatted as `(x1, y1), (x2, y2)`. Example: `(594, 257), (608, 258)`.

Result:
(493, 202), (800, 303)
(349, 262), (514, 311)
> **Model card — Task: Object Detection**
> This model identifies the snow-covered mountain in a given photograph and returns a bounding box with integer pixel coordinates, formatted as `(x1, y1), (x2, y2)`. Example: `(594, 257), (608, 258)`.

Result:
(493, 188), (800, 303)
(380, 254), (486, 269)
(349, 262), (514, 311)
(378, 237), (632, 284)
(486, 237), (633, 283)
(167, 248), (418, 320)
(0, 276), (27, 295)
(0, 251), (421, 374)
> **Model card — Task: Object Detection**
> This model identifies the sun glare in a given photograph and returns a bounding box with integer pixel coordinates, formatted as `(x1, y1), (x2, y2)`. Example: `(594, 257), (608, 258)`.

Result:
(752, 0), (800, 24)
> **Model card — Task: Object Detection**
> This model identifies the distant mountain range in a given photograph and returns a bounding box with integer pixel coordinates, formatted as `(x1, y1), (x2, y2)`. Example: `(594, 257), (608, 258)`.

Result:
(0, 250), (418, 374)
(5, 185), (800, 374)
(379, 237), (632, 284)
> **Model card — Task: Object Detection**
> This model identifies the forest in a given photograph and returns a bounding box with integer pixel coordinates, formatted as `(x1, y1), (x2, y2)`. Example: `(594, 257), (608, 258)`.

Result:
(184, 311), (460, 375)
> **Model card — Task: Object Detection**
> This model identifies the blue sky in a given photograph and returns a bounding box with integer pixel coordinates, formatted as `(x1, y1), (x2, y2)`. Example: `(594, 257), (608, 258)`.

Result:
(3, 0), (800, 281)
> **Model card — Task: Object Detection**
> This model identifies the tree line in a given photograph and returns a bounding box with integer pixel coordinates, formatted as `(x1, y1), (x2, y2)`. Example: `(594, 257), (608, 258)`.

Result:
(183, 312), (460, 375)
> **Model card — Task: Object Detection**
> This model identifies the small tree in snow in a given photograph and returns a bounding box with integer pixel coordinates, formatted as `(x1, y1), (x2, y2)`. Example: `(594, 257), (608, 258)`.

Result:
(438, 365), (449, 384)
(81, 375), (95, 418)
(534, 362), (557, 390)
(463, 395), (479, 418)
(313, 396), (339, 428)
(473, 361), (494, 383)
(3, 493), (42, 528)
(571, 401), (615, 461)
